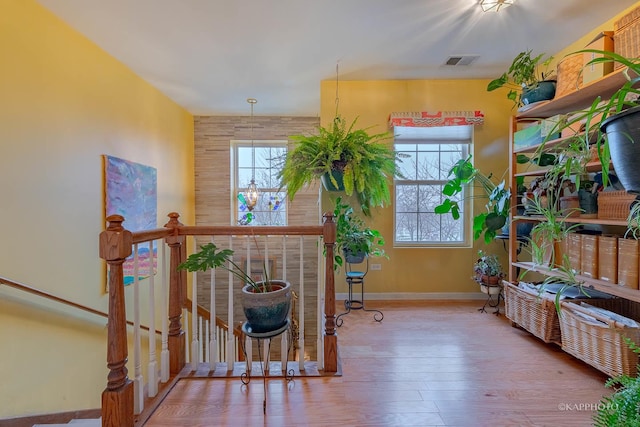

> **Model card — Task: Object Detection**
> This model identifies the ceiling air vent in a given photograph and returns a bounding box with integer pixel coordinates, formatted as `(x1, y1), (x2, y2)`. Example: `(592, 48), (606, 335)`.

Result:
(444, 55), (479, 66)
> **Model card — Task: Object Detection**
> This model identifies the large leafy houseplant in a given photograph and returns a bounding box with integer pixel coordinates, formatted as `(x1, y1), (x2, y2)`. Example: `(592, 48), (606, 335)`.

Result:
(332, 196), (386, 270)
(593, 337), (640, 427)
(178, 242), (291, 333)
(487, 50), (556, 108)
(435, 155), (516, 244)
(279, 115), (401, 217)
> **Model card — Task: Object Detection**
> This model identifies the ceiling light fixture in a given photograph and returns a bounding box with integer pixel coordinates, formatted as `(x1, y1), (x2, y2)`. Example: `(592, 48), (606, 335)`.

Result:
(244, 98), (259, 211)
(480, 0), (515, 12)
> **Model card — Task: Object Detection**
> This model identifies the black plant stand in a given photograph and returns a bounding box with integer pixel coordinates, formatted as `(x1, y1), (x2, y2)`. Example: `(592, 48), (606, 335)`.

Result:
(240, 319), (294, 414)
(336, 275), (383, 326)
(476, 279), (503, 315)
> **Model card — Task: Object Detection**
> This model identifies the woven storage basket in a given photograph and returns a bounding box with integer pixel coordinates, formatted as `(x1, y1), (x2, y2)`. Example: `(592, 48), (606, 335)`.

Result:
(560, 299), (640, 377)
(556, 55), (583, 97)
(580, 234), (599, 279)
(615, 8), (640, 69)
(618, 238), (639, 290)
(505, 281), (562, 344)
(504, 282), (615, 345)
(598, 235), (619, 283)
(597, 190), (636, 220)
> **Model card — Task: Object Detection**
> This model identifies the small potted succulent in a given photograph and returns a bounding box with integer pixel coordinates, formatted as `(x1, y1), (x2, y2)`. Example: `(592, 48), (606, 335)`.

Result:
(473, 250), (505, 294)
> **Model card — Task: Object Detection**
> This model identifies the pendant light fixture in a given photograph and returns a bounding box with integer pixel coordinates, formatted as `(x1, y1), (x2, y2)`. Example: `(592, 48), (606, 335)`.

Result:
(480, 0), (515, 12)
(244, 98), (259, 211)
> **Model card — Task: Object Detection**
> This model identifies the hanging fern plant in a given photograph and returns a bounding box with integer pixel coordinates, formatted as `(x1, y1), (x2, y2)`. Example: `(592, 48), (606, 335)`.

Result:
(278, 115), (403, 216)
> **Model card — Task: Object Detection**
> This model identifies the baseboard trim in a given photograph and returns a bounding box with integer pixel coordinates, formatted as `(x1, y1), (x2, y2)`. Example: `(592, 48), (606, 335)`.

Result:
(335, 292), (489, 301)
(1, 409), (100, 427)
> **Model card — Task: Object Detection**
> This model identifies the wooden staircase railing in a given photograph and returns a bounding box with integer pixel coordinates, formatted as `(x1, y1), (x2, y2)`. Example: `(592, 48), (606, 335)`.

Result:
(99, 211), (337, 427)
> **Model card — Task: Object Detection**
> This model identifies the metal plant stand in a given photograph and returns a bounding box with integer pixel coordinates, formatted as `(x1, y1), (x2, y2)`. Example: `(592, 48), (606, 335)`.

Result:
(240, 319), (294, 414)
(476, 279), (503, 315)
(336, 273), (384, 326)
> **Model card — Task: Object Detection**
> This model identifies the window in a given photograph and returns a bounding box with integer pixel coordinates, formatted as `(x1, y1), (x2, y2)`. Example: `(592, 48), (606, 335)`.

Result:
(394, 125), (472, 245)
(233, 141), (287, 226)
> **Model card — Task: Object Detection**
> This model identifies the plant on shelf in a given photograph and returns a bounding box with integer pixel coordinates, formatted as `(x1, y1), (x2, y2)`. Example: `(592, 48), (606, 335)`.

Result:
(332, 196), (386, 270)
(487, 50), (556, 108)
(523, 187), (579, 268)
(278, 114), (403, 217)
(593, 337), (640, 427)
(435, 155), (521, 244)
(626, 201), (640, 239)
(549, 50), (640, 192)
(473, 250), (505, 285)
(177, 241), (291, 333)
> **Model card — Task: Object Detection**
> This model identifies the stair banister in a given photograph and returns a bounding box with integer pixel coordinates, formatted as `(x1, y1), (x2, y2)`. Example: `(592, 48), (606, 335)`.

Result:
(99, 215), (135, 427)
(164, 212), (187, 375)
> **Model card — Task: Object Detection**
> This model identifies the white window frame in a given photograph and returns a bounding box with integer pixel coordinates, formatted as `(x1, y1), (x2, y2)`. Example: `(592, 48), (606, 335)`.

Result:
(231, 140), (288, 226)
(393, 125), (473, 247)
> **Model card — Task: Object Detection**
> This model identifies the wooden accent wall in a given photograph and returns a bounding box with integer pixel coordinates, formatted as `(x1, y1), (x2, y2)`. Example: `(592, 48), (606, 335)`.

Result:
(193, 115), (322, 358)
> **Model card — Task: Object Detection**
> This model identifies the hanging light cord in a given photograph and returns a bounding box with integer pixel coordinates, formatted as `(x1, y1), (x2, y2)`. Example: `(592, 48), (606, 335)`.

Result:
(334, 61), (340, 118)
(250, 99), (255, 179)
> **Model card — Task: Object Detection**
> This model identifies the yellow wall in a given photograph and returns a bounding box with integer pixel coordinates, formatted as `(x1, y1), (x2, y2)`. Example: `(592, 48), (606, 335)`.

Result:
(320, 80), (513, 295)
(0, 0), (194, 419)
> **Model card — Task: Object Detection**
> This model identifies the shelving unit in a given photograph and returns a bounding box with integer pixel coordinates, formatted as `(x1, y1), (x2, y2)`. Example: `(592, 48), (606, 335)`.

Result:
(507, 69), (638, 301)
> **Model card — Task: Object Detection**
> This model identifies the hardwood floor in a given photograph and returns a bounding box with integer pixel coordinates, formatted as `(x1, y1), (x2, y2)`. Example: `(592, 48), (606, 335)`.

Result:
(144, 300), (611, 426)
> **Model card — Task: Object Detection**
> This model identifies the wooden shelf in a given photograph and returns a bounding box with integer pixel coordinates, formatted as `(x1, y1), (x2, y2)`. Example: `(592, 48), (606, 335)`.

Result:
(514, 133), (579, 154)
(516, 68), (631, 119)
(513, 215), (627, 226)
(512, 261), (640, 303)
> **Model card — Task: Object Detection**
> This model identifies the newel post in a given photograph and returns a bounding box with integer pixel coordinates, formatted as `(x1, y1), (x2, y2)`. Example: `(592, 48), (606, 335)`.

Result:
(99, 215), (134, 427)
(322, 212), (338, 372)
(164, 212), (186, 374)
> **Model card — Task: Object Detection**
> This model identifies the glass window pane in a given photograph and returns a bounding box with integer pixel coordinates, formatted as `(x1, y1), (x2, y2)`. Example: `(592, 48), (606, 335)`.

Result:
(394, 126), (472, 245)
(395, 184), (418, 212)
(234, 142), (287, 226)
(395, 212), (417, 242)
(417, 152), (440, 180)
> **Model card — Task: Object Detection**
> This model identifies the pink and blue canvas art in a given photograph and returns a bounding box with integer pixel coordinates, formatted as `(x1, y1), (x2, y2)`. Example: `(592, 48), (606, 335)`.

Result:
(104, 155), (157, 286)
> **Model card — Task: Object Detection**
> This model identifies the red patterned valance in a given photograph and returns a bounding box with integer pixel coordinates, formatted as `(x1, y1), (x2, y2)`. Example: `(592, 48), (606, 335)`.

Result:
(389, 111), (484, 127)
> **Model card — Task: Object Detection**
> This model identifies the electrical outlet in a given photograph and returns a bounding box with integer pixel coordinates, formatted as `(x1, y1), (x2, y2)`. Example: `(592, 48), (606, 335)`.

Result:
(370, 263), (382, 271)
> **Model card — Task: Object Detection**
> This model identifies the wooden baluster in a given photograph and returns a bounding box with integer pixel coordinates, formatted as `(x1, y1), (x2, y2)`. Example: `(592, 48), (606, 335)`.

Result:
(322, 213), (338, 373)
(147, 240), (159, 396)
(99, 215), (134, 427)
(164, 212), (186, 374)
(160, 242), (170, 382)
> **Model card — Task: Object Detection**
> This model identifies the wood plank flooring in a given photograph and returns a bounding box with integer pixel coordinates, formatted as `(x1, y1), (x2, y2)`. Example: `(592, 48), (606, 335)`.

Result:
(144, 300), (612, 426)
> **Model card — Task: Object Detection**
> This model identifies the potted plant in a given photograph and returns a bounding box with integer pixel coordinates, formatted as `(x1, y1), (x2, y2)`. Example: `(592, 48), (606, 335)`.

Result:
(473, 250), (505, 292)
(178, 242), (291, 333)
(435, 155), (513, 244)
(332, 196), (386, 270)
(487, 50), (556, 108)
(278, 115), (402, 217)
(593, 337), (640, 427)
(549, 50), (640, 193)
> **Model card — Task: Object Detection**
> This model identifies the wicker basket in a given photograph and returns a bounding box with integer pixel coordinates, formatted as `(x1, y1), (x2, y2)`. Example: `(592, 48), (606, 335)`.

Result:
(556, 54), (584, 97)
(560, 299), (640, 377)
(580, 234), (599, 279)
(615, 8), (640, 69)
(598, 235), (619, 283)
(505, 281), (562, 344)
(597, 190), (636, 220)
(618, 238), (639, 290)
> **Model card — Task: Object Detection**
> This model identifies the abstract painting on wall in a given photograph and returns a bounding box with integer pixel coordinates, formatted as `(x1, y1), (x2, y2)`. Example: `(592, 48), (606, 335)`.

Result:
(104, 155), (157, 288)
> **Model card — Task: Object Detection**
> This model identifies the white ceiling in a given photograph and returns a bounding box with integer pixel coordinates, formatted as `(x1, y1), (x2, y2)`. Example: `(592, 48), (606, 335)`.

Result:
(38, 0), (638, 116)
